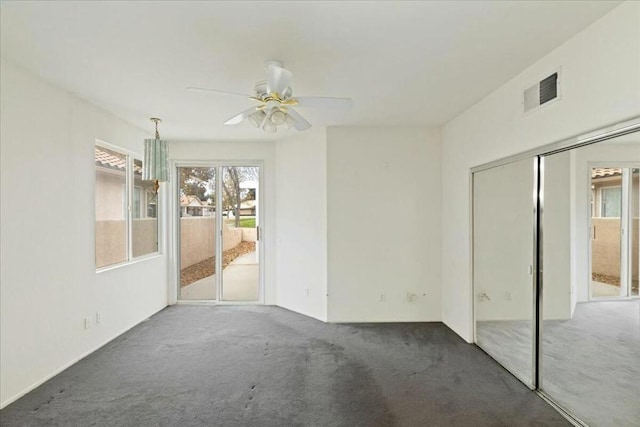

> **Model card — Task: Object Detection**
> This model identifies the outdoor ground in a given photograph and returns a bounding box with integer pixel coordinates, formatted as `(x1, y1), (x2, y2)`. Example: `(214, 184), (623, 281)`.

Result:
(592, 273), (639, 294)
(181, 241), (256, 287)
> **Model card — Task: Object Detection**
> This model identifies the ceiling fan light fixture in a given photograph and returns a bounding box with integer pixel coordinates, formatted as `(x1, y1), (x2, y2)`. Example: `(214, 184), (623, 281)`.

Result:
(262, 120), (277, 133)
(248, 110), (266, 128)
(270, 109), (287, 126)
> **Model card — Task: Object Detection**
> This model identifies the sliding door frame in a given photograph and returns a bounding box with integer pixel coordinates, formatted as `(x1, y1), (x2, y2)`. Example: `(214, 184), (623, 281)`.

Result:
(171, 160), (264, 305)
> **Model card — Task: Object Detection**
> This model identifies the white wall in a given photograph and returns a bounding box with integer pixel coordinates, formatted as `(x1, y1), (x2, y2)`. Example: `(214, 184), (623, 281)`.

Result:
(0, 60), (168, 407)
(275, 129), (328, 321)
(442, 1), (640, 342)
(326, 127), (442, 322)
(168, 140), (277, 305)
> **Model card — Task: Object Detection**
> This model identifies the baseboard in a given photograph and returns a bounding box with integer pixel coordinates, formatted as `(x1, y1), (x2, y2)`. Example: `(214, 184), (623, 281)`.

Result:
(327, 318), (442, 323)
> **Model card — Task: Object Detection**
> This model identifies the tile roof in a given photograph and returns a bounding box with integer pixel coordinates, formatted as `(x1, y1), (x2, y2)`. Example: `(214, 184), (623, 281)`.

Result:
(95, 146), (142, 174)
(180, 195), (207, 207)
(592, 167), (622, 178)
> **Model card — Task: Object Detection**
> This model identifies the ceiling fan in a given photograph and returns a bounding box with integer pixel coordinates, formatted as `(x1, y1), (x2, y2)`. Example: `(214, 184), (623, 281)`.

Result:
(187, 60), (352, 133)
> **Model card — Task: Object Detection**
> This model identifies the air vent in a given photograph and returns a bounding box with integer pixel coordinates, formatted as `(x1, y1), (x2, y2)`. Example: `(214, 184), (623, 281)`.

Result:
(524, 71), (560, 113)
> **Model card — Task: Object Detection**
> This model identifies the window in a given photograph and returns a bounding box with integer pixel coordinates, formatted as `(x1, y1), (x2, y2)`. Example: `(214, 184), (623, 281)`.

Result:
(132, 158), (158, 258)
(601, 186), (621, 218)
(95, 143), (158, 269)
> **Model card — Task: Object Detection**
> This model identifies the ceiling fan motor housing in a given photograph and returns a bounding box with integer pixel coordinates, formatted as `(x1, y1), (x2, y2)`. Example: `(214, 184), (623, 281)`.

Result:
(254, 81), (292, 100)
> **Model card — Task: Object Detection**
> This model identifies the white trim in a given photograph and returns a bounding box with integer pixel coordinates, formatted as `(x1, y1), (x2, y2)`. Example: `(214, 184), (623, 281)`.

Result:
(95, 253), (163, 274)
(621, 168), (631, 297)
(216, 166), (223, 302)
(126, 151), (133, 263)
(470, 169), (477, 344)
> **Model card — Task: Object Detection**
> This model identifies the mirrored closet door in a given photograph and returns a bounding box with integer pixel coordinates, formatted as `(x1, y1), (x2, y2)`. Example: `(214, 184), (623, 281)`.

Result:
(473, 123), (640, 426)
(540, 133), (640, 427)
(473, 158), (536, 387)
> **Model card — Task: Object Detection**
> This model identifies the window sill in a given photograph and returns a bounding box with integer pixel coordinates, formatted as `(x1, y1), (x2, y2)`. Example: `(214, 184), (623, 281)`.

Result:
(96, 252), (163, 274)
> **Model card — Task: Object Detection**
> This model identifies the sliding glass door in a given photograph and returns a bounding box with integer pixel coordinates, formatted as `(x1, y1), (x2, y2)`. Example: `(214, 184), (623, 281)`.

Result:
(178, 166), (217, 300)
(220, 166), (260, 301)
(177, 164), (261, 302)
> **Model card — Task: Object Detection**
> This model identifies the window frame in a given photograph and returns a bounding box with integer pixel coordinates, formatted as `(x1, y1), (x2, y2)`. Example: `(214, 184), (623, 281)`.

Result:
(95, 139), (161, 272)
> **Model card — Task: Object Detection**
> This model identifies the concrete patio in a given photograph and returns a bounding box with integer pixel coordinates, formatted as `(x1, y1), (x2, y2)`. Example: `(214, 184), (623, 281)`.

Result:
(592, 280), (627, 298)
(180, 251), (259, 301)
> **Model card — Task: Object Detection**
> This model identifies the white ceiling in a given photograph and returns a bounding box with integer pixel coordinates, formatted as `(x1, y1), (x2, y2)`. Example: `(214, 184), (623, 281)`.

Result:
(0, 1), (621, 141)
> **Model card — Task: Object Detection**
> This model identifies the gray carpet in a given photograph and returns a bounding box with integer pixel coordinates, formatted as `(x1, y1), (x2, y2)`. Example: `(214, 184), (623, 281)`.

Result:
(0, 306), (570, 427)
(477, 301), (640, 427)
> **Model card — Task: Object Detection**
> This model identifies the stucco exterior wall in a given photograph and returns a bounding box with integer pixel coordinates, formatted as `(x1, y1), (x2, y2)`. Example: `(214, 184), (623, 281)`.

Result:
(95, 220), (126, 268)
(95, 218), (158, 268)
(179, 217), (246, 269)
(132, 219), (158, 258)
(180, 217), (215, 269)
(95, 173), (125, 221)
(591, 218), (639, 278)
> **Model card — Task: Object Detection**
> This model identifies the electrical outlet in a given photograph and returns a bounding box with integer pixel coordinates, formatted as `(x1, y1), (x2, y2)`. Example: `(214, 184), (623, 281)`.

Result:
(505, 291), (512, 301)
(96, 312), (103, 324)
(406, 293), (417, 302)
(84, 317), (91, 330)
(379, 293), (385, 302)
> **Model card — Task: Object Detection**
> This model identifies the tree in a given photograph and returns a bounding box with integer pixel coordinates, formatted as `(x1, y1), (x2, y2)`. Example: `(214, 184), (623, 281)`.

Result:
(179, 166), (257, 225)
(221, 166), (258, 227)
(180, 167), (215, 202)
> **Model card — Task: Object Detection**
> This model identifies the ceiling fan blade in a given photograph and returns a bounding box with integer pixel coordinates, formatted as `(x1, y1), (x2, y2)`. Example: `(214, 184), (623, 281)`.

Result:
(266, 65), (292, 95)
(224, 107), (258, 125)
(295, 96), (353, 111)
(286, 108), (312, 131)
(187, 87), (251, 98)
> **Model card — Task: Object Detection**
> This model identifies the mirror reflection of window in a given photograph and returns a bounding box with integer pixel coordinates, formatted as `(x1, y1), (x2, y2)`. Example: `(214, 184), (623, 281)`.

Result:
(601, 186), (621, 217)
